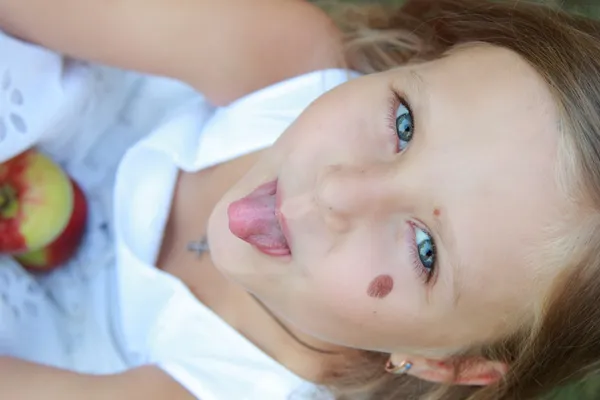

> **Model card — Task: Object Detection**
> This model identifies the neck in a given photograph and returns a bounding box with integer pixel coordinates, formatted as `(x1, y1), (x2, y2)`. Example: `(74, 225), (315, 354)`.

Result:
(178, 246), (349, 382)
(157, 156), (351, 383)
(224, 279), (350, 382)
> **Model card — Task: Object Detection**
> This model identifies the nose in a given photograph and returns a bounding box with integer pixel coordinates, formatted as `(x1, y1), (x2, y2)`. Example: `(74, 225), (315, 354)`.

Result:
(315, 164), (397, 226)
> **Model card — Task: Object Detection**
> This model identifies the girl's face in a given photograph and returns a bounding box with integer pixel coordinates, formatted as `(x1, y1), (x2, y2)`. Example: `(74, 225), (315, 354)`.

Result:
(208, 45), (568, 353)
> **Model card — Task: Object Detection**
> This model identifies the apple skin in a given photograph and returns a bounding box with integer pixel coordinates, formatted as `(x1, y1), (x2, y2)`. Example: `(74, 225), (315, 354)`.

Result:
(15, 178), (88, 272)
(0, 150), (73, 254)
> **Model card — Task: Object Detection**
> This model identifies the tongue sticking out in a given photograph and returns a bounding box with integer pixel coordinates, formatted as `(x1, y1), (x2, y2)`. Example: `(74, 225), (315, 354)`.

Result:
(228, 180), (290, 256)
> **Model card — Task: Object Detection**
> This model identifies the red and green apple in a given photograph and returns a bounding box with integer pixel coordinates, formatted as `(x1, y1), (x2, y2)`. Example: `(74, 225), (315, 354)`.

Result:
(16, 178), (88, 272)
(0, 149), (88, 272)
(0, 149), (74, 254)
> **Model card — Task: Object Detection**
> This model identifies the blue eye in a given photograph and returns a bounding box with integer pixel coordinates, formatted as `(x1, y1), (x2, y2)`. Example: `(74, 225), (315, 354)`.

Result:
(396, 102), (414, 151)
(415, 226), (436, 274)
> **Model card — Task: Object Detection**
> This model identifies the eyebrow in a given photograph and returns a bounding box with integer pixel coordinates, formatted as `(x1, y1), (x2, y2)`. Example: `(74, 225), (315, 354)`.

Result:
(408, 71), (464, 307)
(431, 211), (464, 307)
(401, 69), (463, 306)
(409, 69), (425, 89)
(404, 69), (427, 102)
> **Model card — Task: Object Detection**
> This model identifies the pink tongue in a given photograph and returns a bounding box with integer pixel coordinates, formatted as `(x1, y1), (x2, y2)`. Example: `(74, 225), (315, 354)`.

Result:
(228, 181), (290, 254)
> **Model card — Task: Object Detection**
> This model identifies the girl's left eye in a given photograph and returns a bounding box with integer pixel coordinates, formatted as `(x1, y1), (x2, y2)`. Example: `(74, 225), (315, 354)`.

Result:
(414, 226), (436, 283)
(396, 101), (414, 152)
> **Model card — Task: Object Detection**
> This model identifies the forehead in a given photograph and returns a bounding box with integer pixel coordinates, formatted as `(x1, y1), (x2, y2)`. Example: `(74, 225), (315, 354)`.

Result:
(408, 44), (557, 131)
(395, 46), (566, 331)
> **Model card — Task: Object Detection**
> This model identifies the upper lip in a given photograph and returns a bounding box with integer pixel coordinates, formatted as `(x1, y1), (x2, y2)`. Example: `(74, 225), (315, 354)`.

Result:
(275, 181), (292, 249)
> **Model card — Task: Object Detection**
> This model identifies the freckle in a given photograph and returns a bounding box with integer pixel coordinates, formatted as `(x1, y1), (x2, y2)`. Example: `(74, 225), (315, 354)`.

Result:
(367, 275), (394, 299)
(433, 208), (441, 217)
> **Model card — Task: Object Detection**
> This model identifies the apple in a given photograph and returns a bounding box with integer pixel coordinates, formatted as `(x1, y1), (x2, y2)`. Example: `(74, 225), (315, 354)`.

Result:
(15, 178), (88, 272)
(0, 149), (73, 254)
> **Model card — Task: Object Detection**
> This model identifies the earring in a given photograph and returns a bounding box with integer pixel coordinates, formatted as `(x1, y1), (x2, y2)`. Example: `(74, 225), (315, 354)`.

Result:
(385, 359), (413, 374)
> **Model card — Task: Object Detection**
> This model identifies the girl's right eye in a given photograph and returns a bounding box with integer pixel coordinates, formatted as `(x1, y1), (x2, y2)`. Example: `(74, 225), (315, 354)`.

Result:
(396, 101), (414, 152)
(414, 225), (436, 283)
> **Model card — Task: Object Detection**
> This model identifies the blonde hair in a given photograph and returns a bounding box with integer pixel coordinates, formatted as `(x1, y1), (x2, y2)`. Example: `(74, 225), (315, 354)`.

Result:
(312, 1), (600, 399)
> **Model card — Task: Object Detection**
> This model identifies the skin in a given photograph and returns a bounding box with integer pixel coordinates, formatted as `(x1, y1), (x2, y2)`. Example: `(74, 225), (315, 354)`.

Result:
(0, 0), (573, 397)
(367, 274), (394, 299)
(208, 45), (568, 361)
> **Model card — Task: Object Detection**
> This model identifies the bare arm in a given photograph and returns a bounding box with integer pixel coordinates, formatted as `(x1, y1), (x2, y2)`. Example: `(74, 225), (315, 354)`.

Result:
(0, 0), (341, 105)
(0, 357), (195, 400)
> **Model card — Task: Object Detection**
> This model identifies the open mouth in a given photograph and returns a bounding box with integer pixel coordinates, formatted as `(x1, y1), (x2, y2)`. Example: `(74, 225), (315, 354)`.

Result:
(227, 179), (291, 257)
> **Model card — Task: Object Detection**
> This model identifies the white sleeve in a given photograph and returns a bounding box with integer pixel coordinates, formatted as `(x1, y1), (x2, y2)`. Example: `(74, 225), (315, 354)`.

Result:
(192, 68), (361, 170)
(120, 69), (359, 400)
(0, 31), (138, 164)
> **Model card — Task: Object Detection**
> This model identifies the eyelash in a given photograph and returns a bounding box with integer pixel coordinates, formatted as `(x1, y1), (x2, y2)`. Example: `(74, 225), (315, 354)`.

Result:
(385, 89), (437, 285)
(408, 222), (437, 285)
(385, 90), (412, 153)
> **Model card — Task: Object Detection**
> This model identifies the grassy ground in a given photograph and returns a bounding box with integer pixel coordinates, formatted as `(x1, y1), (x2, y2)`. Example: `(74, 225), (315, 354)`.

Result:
(323, 0), (600, 398)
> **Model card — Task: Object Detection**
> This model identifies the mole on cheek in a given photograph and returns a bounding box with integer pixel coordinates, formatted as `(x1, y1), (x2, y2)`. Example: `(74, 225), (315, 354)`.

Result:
(367, 274), (394, 299)
(433, 208), (441, 217)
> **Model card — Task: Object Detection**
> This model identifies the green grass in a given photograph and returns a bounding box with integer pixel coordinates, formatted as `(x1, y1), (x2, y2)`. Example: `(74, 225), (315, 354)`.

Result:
(322, 0), (600, 398)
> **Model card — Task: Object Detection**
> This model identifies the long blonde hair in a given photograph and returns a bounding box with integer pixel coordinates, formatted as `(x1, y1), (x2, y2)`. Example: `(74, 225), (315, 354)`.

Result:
(311, 1), (600, 399)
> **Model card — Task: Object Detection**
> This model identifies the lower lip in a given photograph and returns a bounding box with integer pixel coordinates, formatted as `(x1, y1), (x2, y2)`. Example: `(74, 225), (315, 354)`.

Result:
(254, 245), (291, 257)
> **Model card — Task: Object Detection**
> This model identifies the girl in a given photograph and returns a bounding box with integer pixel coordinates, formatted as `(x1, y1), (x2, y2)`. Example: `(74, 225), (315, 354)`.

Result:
(1, 0), (600, 399)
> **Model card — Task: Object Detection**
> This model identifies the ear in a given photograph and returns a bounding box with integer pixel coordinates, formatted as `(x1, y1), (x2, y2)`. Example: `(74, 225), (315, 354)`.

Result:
(389, 353), (508, 386)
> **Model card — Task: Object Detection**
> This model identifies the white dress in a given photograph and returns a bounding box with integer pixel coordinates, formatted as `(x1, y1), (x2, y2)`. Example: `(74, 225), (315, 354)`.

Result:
(0, 31), (358, 399)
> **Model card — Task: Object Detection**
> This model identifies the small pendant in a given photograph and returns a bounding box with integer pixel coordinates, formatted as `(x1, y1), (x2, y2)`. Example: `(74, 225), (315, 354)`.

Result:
(187, 236), (209, 256)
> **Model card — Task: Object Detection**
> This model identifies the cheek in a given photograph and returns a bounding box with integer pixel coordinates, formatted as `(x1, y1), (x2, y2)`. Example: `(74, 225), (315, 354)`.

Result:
(275, 99), (387, 164)
(301, 226), (419, 312)
(307, 245), (414, 323)
(300, 256), (430, 349)
(367, 275), (395, 299)
(310, 252), (387, 315)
